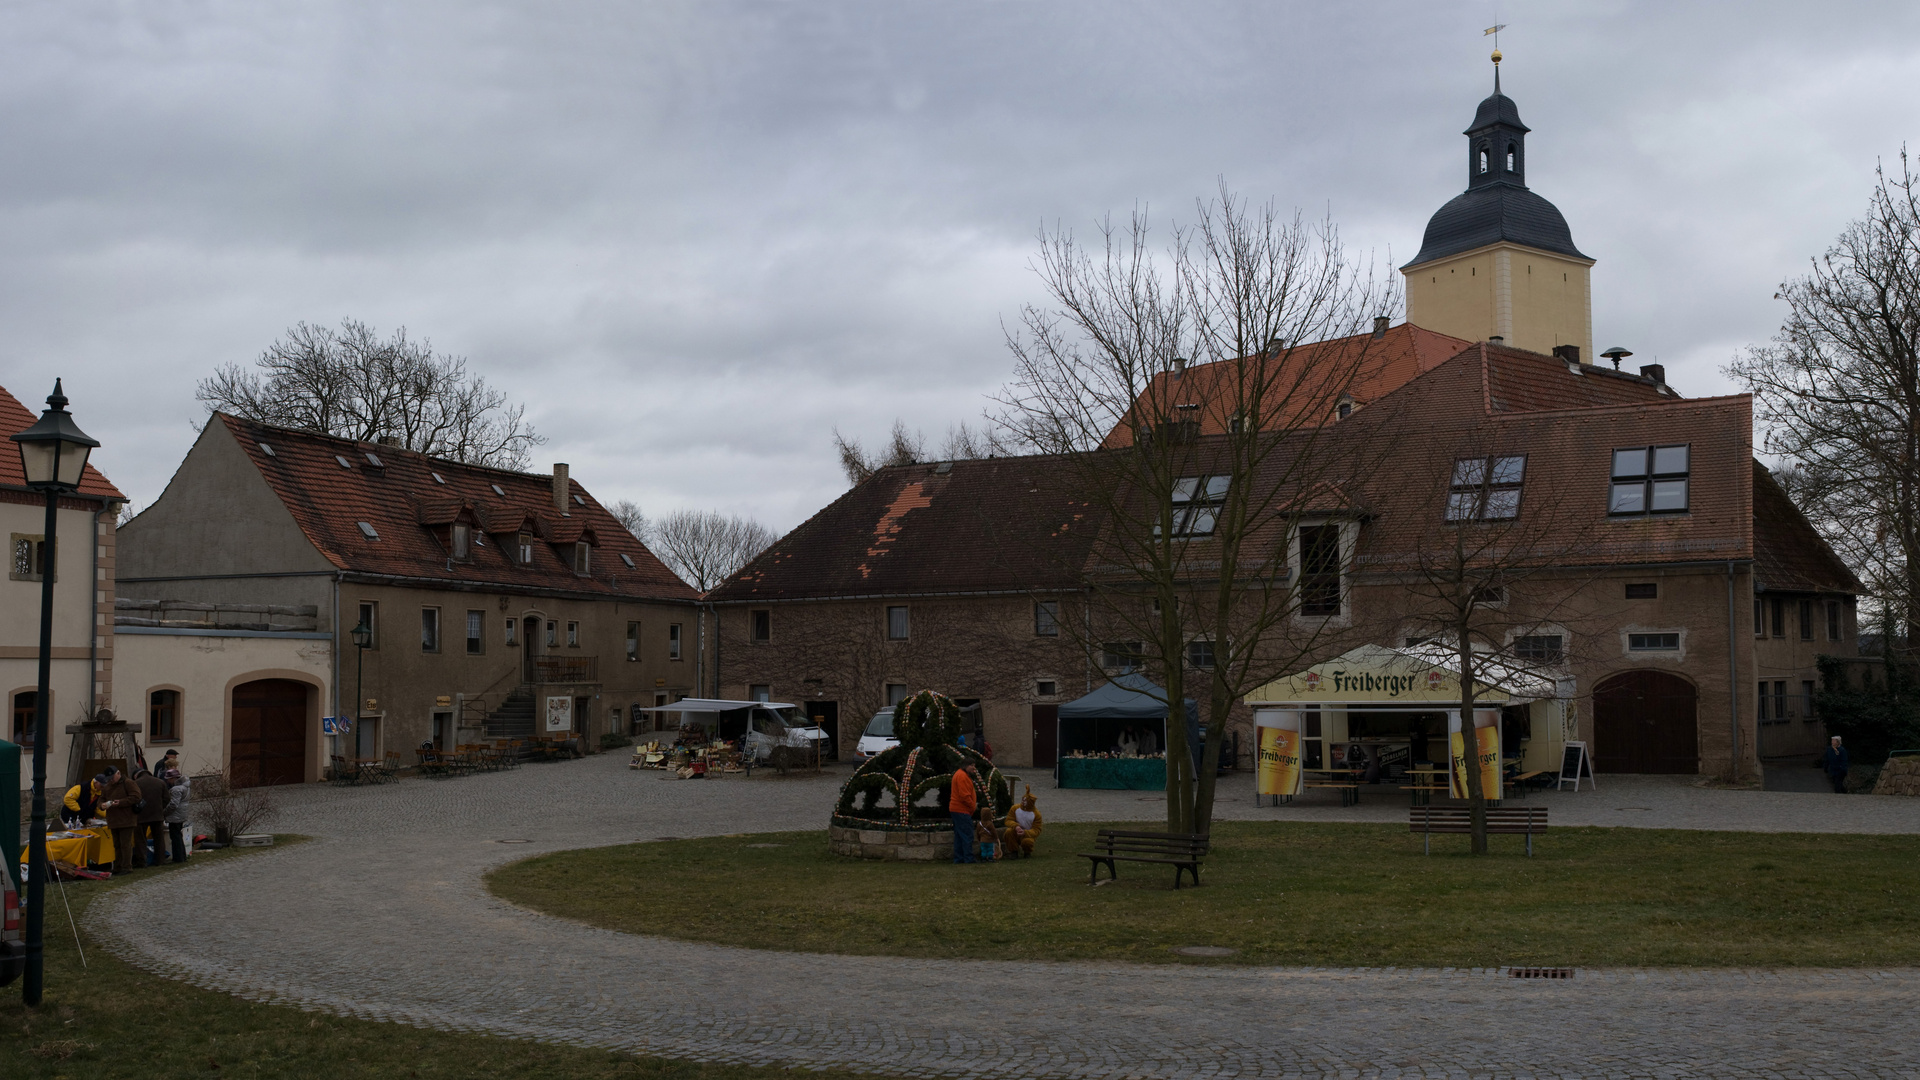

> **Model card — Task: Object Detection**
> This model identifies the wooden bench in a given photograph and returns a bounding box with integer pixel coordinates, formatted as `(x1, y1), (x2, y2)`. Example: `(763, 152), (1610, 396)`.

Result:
(1077, 829), (1210, 889)
(1303, 780), (1363, 807)
(1410, 806), (1549, 856)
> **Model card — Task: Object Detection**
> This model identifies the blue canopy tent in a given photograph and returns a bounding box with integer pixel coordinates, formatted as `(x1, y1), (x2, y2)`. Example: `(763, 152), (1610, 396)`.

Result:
(1054, 673), (1200, 790)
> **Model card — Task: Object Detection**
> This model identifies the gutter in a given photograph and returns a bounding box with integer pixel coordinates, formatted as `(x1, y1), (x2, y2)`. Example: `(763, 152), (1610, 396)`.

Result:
(708, 586), (1076, 606)
(119, 569), (700, 608)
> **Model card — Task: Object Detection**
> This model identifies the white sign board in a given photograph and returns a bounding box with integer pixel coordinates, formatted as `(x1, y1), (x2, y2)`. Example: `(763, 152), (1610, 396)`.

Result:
(544, 695), (574, 733)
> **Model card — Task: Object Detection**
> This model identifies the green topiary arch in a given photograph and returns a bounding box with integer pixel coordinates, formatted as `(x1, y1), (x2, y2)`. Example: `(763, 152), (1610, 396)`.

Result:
(832, 689), (1009, 829)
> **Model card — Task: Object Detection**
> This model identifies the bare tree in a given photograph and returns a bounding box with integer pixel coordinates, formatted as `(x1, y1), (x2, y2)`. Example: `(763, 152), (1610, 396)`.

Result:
(993, 185), (1401, 833)
(197, 319), (543, 469)
(1367, 434), (1607, 850)
(606, 499), (648, 541)
(831, 419), (1008, 486)
(649, 509), (778, 592)
(1729, 151), (1920, 650)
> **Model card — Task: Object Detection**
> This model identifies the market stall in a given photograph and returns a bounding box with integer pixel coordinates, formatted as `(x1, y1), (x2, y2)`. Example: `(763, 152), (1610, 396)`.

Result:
(632, 698), (828, 774)
(1245, 643), (1569, 805)
(1054, 673), (1199, 790)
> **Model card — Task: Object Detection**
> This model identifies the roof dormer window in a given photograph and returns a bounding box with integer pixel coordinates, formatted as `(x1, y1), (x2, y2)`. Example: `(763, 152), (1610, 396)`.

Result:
(573, 541), (591, 575)
(517, 533), (534, 564)
(452, 523), (472, 561)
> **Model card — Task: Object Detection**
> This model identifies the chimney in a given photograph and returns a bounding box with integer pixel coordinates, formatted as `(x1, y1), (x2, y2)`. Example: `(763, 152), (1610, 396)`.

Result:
(1551, 345), (1581, 365)
(1487, 335), (1504, 346)
(376, 436), (402, 448)
(552, 463), (570, 516)
(1639, 363), (1666, 386)
(1372, 316), (1390, 339)
(1172, 356), (1188, 378)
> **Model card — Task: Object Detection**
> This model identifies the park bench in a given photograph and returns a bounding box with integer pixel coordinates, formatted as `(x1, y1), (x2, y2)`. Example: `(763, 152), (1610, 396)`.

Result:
(1077, 829), (1210, 889)
(1410, 805), (1549, 856)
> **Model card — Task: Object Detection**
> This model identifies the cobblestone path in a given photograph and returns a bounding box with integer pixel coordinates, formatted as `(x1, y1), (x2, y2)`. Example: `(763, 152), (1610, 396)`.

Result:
(91, 754), (1920, 1079)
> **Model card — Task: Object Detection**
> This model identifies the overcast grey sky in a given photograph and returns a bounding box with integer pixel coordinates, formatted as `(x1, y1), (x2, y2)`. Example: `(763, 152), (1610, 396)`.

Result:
(3, 2), (1917, 533)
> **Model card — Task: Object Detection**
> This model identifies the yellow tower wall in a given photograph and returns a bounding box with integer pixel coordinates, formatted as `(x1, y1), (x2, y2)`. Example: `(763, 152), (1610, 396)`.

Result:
(1404, 242), (1593, 362)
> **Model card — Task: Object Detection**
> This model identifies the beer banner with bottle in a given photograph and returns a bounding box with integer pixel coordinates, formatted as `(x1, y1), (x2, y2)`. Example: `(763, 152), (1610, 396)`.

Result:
(1254, 709), (1304, 797)
(1449, 708), (1502, 799)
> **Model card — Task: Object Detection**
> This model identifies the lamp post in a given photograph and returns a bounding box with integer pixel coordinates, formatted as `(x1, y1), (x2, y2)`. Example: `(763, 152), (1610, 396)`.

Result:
(351, 617), (373, 756)
(10, 380), (100, 1007)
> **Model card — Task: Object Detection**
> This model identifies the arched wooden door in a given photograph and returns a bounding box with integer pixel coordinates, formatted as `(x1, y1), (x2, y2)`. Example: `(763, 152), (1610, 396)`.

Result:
(231, 679), (310, 787)
(1593, 670), (1699, 774)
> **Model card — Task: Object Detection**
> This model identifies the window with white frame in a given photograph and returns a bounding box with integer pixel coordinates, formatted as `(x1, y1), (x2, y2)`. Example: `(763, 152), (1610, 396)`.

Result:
(668, 623), (682, 660)
(465, 610), (484, 654)
(1445, 456), (1525, 521)
(886, 605), (910, 640)
(1186, 638), (1216, 670)
(626, 621), (640, 661)
(1609, 445), (1690, 515)
(1034, 600), (1060, 637)
(566, 620), (580, 647)
(573, 541), (591, 575)
(452, 523), (473, 561)
(421, 607), (441, 652)
(1510, 635), (1564, 663)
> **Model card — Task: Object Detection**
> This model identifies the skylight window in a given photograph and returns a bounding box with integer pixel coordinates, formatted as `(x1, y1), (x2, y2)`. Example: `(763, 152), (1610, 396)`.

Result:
(431, 472), (446, 485)
(1610, 445), (1690, 515)
(619, 553), (636, 568)
(364, 452), (385, 467)
(573, 494), (586, 506)
(334, 455), (353, 469)
(491, 484), (506, 496)
(1446, 456), (1525, 521)
(258, 442), (276, 457)
(357, 522), (379, 540)
(1168, 476), (1229, 536)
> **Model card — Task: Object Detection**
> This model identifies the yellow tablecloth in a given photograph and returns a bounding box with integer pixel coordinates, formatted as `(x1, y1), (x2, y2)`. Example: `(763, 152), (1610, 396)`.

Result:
(17, 827), (115, 868)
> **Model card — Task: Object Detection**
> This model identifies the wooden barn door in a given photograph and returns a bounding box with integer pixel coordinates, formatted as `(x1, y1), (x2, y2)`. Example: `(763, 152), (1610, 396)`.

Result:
(231, 679), (310, 787)
(1031, 704), (1059, 769)
(1593, 671), (1699, 774)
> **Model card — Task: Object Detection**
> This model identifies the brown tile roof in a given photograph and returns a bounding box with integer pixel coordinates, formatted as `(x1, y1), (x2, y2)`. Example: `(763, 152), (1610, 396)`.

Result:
(0, 384), (125, 500)
(1101, 323), (1474, 449)
(710, 455), (1100, 601)
(1752, 462), (1863, 594)
(218, 414), (696, 601)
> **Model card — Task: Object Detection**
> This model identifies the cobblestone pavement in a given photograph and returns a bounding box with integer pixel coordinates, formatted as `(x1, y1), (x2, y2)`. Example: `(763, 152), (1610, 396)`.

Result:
(90, 754), (1920, 1079)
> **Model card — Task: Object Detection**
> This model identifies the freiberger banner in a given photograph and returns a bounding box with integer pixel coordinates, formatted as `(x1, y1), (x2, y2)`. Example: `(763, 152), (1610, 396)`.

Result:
(1254, 709), (1304, 797)
(1449, 708), (1503, 799)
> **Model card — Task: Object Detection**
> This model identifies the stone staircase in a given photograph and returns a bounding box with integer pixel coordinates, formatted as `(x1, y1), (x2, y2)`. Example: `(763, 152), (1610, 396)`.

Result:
(482, 687), (538, 741)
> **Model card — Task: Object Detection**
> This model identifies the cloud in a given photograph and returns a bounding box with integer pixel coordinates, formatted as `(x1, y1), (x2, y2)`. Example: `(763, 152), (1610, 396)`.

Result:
(2, 1), (1917, 530)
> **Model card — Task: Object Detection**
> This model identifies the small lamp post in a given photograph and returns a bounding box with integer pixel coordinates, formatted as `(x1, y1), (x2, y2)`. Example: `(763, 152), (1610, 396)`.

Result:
(351, 617), (373, 758)
(1600, 346), (1633, 372)
(10, 380), (100, 1007)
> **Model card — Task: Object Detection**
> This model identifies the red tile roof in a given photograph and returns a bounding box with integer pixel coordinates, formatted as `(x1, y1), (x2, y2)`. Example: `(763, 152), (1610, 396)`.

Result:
(710, 455), (1100, 601)
(1752, 462), (1863, 594)
(1101, 323), (1474, 449)
(0, 384), (125, 500)
(219, 414), (696, 600)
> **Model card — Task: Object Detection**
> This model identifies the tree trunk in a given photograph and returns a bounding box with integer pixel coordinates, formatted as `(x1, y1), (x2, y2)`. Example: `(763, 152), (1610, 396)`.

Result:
(1457, 634), (1488, 854)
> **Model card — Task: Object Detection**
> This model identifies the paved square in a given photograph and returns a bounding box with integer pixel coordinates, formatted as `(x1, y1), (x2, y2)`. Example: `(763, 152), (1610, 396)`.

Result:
(90, 754), (1920, 1078)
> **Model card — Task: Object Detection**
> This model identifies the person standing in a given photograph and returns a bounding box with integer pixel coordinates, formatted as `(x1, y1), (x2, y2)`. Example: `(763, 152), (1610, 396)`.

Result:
(949, 766), (978, 864)
(1823, 736), (1851, 794)
(163, 769), (192, 864)
(61, 777), (101, 828)
(96, 767), (144, 873)
(134, 769), (169, 866)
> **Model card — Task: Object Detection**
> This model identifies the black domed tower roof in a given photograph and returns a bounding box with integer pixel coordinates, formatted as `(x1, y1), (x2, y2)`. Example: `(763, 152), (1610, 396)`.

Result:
(1402, 71), (1588, 270)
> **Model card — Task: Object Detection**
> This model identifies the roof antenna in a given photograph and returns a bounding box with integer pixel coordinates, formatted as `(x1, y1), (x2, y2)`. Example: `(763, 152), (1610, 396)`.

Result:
(1484, 21), (1507, 92)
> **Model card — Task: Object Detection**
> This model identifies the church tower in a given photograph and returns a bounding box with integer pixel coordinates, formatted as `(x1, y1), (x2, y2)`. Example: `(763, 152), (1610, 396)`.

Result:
(1401, 55), (1594, 363)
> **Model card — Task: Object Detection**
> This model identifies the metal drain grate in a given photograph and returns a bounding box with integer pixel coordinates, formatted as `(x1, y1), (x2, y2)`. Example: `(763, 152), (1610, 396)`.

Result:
(1509, 967), (1573, 979)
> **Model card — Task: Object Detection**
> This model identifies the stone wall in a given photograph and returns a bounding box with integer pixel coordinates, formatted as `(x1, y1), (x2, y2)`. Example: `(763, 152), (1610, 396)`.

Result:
(828, 821), (954, 861)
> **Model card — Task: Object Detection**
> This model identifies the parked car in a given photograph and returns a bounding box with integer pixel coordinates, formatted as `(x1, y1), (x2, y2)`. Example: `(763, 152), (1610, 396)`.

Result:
(854, 707), (899, 762)
(1, 865), (22, 988)
(741, 704), (828, 764)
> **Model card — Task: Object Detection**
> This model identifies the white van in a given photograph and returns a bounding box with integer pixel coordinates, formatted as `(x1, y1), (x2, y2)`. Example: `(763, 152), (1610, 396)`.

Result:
(853, 707), (898, 762)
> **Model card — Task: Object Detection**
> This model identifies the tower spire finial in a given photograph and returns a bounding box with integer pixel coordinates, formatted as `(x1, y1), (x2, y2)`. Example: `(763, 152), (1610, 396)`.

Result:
(1485, 22), (1507, 92)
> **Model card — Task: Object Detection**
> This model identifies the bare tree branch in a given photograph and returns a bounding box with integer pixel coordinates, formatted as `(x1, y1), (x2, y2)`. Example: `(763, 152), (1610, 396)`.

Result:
(648, 509), (778, 593)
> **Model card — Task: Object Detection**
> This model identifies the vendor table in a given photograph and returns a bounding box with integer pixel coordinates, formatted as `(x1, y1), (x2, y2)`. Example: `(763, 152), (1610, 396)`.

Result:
(19, 826), (115, 869)
(1058, 757), (1166, 790)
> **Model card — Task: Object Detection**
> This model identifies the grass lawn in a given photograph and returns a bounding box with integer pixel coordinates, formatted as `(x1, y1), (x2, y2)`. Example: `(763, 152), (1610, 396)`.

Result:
(489, 821), (1920, 968)
(2, 838), (892, 1080)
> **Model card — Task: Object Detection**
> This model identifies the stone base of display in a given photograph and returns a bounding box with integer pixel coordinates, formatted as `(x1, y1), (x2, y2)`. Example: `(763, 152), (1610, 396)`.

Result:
(828, 822), (954, 860)
(1872, 756), (1920, 796)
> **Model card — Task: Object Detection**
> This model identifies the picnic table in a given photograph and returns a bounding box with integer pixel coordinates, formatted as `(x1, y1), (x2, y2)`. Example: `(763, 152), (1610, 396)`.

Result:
(1301, 767), (1366, 806)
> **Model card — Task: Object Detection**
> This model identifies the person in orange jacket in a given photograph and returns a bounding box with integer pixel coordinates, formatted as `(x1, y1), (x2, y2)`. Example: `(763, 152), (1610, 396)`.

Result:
(948, 766), (979, 864)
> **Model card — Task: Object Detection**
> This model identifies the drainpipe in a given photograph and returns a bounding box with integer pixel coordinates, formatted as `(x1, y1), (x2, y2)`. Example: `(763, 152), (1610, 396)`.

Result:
(87, 501), (111, 718)
(332, 572), (343, 758)
(1084, 588), (1093, 693)
(707, 602), (720, 697)
(1726, 561), (1741, 782)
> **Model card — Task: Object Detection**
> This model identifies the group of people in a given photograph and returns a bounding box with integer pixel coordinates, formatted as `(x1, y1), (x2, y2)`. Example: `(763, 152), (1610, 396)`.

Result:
(59, 749), (193, 874)
(946, 766), (1044, 864)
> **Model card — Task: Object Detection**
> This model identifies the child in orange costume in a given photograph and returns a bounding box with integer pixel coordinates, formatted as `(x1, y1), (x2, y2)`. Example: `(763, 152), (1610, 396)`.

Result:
(1001, 786), (1043, 858)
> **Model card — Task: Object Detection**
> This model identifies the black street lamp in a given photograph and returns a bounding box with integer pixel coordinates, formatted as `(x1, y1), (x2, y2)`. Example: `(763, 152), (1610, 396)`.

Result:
(10, 380), (99, 1008)
(351, 617), (373, 756)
